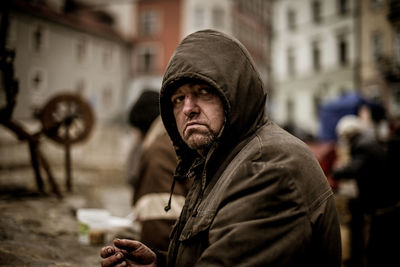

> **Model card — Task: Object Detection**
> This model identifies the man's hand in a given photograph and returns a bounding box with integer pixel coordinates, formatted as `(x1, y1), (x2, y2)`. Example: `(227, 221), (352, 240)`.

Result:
(100, 239), (157, 267)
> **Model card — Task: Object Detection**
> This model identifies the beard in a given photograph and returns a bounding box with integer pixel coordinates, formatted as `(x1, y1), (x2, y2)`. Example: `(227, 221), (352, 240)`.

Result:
(183, 127), (217, 153)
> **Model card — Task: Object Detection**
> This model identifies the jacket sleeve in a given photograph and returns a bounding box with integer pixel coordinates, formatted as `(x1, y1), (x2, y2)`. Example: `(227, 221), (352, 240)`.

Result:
(195, 150), (341, 266)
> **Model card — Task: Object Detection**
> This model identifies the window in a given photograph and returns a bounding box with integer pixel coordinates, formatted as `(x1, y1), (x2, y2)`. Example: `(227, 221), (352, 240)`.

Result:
(32, 71), (43, 91)
(287, 47), (296, 76)
(337, 0), (348, 15)
(139, 10), (158, 36)
(28, 67), (47, 107)
(75, 79), (87, 96)
(312, 41), (321, 72)
(33, 26), (43, 52)
(30, 24), (48, 53)
(76, 38), (89, 64)
(212, 7), (224, 29)
(194, 7), (205, 28)
(29, 67), (47, 93)
(313, 93), (322, 118)
(312, 0), (322, 24)
(287, 8), (296, 31)
(102, 46), (113, 68)
(137, 46), (157, 73)
(102, 85), (113, 108)
(337, 34), (348, 66)
(372, 31), (383, 63)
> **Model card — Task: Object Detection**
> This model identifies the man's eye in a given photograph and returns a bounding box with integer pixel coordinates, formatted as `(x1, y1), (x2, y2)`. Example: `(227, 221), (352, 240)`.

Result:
(172, 95), (184, 105)
(199, 88), (210, 95)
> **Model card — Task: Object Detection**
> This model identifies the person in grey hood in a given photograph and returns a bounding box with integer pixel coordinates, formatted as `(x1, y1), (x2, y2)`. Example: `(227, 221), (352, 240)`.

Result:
(100, 30), (342, 267)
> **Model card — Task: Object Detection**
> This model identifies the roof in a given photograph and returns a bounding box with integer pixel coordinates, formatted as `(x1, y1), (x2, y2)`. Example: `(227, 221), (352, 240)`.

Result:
(9, 0), (129, 44)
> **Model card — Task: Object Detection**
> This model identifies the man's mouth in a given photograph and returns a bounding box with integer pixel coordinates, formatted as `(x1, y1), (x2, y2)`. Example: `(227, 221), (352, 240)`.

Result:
(184, 122), (207, 133)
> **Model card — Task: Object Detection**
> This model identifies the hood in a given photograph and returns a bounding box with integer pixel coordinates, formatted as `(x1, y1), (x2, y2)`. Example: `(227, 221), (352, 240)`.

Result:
(160, 29), (268, 176)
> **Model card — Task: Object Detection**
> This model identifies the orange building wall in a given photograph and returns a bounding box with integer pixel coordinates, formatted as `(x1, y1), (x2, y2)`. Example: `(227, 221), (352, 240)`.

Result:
(137, 0), (181, 74)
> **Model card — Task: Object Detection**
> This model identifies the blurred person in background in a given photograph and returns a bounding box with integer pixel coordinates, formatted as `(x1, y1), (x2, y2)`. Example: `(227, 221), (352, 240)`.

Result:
(127, 90), (160, 191)
(132, 117), (191, 251)
(100, 30), (341, 267)
(369, 116), (400, 267)
(333, 115), (399, 267)
(386, 117), (400, 189)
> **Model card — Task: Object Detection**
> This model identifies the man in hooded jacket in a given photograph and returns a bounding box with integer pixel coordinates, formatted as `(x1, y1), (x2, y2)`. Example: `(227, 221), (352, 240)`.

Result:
(100, 30), (342, 267)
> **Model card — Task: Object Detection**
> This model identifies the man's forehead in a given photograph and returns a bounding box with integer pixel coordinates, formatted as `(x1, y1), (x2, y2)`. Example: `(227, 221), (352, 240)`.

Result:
(172, 82), (213, 94)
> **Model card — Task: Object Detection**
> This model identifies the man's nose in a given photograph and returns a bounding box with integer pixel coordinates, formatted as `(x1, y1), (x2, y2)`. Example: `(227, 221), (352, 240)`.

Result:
(182, 96), (199, 117)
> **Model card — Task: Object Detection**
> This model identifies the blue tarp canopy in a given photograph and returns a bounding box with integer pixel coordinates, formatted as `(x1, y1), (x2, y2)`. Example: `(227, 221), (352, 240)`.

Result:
(318, 92), (366, 141)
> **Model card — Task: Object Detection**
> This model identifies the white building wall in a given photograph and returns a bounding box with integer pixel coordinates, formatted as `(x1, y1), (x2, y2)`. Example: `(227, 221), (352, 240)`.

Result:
(104, 3), (137, 40)
(9, 12), (130, 124)
(271, 0), (357, 136)
(182, 0), (232, 39)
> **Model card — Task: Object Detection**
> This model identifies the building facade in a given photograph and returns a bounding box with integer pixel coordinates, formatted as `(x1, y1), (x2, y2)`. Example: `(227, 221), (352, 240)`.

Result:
(358, 0), (400, 119)
(127, 0), (182, 112)
(128, 0), (234, 107)
(271, 0), (357, 136)
(5, 0), (131, 124)
(386, 0), (400, 118)
(129, 0), (272, 115)
(232, 0), (272, 88)
(181, 0), (232, 37)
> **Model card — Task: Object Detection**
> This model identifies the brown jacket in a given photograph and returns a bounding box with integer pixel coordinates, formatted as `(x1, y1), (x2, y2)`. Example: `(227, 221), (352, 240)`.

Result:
(159, 30), (341, 266)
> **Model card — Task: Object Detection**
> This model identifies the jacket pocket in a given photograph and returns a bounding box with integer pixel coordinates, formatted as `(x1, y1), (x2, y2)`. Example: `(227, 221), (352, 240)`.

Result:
(179, 211), (214, 241)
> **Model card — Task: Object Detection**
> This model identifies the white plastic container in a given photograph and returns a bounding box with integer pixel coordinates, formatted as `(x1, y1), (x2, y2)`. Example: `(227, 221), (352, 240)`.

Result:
(77, 208), (110, 245)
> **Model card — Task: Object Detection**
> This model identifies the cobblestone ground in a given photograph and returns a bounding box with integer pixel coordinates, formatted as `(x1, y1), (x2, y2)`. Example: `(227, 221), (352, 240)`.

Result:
(0, 123), (137, 266)
(0, 165), (137, 266)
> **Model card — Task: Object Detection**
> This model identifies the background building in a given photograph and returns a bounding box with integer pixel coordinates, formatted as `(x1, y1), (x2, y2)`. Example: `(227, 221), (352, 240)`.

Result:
(1, 0), (134, 171)
(6, 0), (131, 123)
(128, 0), (234, 110)
(3, 0), (399, 169)
(127, 0), (182, 111)
(232, 0), (272, 88)
(359, 0), (393, 101)
(128, 0), (272, 121)
(182, 0), (232, 37)
(1, 0), (273, 170)
(386, 0), (400, 118)
(271, 0), (357, 137)
(359, 0), (400, 120)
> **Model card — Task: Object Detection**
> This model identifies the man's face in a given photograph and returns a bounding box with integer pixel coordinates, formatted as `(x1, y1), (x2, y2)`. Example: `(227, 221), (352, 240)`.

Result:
(171, 83), (225, 155)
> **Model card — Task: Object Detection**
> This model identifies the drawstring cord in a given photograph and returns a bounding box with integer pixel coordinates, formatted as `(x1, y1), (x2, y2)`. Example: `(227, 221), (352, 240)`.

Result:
(164, 156), (204, 212)
(164, 176), (176, 212)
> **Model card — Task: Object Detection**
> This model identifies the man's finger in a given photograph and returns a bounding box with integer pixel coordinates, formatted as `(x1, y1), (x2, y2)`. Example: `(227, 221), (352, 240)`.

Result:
(100, 246), (116, 258)
(113, 239), (157, 264)
(113, 239), (143, 251)
(100, 252), (125, 267)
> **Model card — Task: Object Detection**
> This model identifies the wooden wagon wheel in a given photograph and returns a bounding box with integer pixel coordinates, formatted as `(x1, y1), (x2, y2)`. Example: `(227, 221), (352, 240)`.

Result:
(40, 93), (94, 144)
(39, 93), (95, 191)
